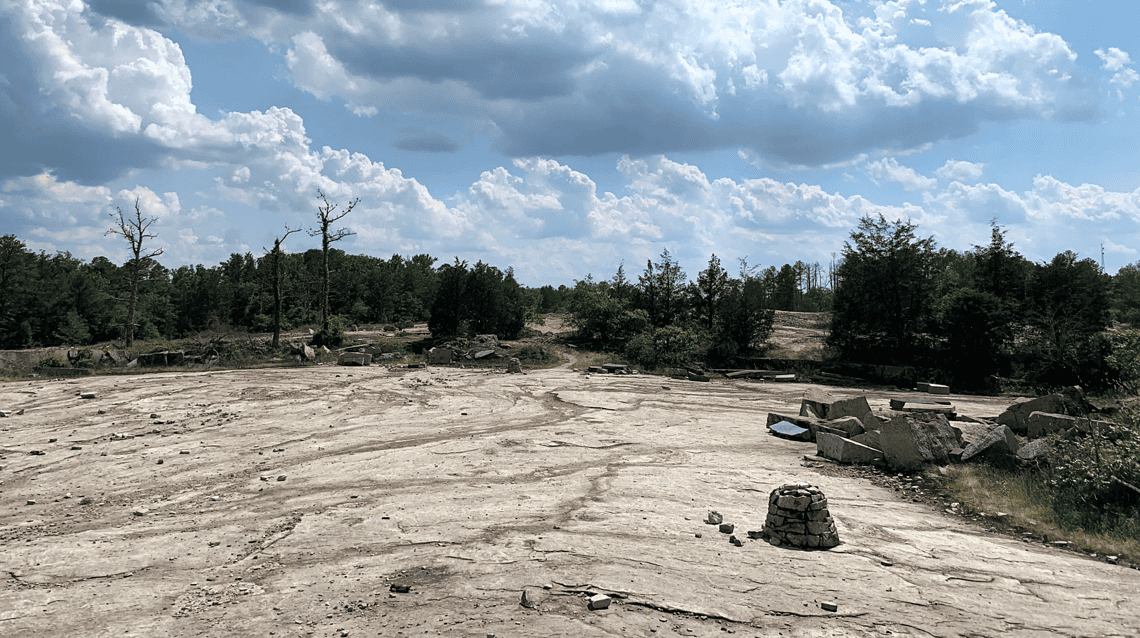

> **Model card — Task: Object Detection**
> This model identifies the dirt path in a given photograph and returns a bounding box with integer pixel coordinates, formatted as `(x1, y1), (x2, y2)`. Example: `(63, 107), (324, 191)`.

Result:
(1, 367), (1137, 637)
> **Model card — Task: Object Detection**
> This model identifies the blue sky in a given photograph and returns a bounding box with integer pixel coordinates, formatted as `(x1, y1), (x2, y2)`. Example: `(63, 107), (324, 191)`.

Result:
(1, 0), (1137, 287)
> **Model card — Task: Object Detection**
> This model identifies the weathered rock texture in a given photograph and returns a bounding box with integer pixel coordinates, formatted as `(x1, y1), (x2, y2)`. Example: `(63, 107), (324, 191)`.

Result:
(799, 390), (879, 430)
(763, 483), (840, 549)
(880, 413), (962, 470)
(815, 432), (884, 464)
(960, 425), (1020, 462)
(996, 387), (1091, 436)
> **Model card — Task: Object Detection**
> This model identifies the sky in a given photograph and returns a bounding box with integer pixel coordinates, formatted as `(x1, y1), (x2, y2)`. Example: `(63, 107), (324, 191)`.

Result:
(0, 0), (1138, 287)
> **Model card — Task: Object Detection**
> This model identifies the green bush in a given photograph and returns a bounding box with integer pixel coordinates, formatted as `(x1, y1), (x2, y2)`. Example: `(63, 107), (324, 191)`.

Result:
(1048, 410), (1140, 530)
(73, 349), (95, 368)
(1108, 329), (1140, 393)
(38, 355), (67, 368)
(625, 325), (701, 370)
(311, 317), (349, 348)
(516, 344), (556, 363)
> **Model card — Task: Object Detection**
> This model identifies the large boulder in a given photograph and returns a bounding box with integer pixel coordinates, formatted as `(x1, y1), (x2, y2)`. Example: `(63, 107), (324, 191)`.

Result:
(816, 432), (884, 464)
(799, 389), (880, 430)
(996, 387), (1093, 436)
(1027, 411), (1114, 439)
(961, 425), (1020, 462)
(880, 413), (962, 470)
(1017, 438), (1053, 462)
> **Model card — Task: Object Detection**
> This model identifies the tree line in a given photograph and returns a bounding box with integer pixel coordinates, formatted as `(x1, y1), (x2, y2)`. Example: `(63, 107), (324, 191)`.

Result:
(828, 216), (1140, 392)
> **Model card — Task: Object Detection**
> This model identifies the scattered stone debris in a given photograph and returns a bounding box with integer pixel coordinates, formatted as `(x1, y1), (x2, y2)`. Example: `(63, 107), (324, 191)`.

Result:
(763, 483), (840, 549)
(587, 594), (612, 610)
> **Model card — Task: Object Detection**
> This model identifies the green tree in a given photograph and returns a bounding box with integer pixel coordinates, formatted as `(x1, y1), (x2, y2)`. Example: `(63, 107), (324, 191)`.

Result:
(569, 275), (648, 351)
(636, 249), (687, 328)
(709, 274), (775, 364)
(696, 254), (730, 331)
(828, 215), (938, 364)
(1113, 261), (1140, 325)
(1020, 251), (1112, 388)
(428, 259), (468, 338)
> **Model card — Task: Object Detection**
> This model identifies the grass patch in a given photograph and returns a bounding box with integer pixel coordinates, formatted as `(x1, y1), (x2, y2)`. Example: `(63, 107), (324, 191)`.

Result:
(939, 460), (1140, 565)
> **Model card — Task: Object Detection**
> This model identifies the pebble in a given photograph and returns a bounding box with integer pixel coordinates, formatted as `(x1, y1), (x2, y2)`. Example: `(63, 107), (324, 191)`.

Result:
(26, 500), (36, 505)
(587, 594), (612, 610)
(156, 459), (163, 465)
(821, 602), (838, 612)
(277, 475), (287, 481)
(80, 392), (96, 399)
(71, 446), (82, 450)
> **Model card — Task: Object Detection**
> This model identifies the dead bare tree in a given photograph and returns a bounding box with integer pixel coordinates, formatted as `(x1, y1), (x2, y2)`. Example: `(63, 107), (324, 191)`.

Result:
(308, 189), (358, 342)
(265, 227), (302, 349)
(106, 197), (163, 348)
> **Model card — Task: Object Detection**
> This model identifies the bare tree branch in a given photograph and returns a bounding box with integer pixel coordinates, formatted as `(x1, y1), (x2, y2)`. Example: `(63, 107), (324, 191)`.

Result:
(308, 189), (359, 340)
(105, 197), (163, 347)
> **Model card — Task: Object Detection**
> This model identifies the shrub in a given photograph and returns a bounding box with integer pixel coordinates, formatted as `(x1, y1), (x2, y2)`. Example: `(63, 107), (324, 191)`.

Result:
(625, 325), (701, 370)
(38, 355), (67, 368)
(73, 349), (95, 368)
(1048, 410), (1140, 530)
(516, 344), (556, 364)
(311, 317), (349, 348)
(1107, 329), (1140, 393)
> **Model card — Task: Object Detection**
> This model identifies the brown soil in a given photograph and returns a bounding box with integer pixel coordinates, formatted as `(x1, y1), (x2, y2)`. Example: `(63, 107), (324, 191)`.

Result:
(2, 362), (1138, 637)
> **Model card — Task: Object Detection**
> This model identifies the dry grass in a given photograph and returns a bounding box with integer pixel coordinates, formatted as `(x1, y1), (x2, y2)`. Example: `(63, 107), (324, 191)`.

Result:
(940, 464), (1140, 565)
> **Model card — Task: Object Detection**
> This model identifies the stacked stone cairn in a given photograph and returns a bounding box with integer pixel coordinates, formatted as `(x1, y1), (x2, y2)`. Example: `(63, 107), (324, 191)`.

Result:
(762, 483), (840, 549)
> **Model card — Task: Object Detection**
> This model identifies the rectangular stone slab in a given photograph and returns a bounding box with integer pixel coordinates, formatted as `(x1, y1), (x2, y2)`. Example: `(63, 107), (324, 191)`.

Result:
(816, 432), (884, 464)
(770, 420), (812, 442)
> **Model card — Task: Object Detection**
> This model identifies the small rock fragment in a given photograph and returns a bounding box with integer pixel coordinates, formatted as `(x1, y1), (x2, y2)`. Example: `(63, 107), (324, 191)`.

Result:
(26, 500), (36, 505)
(156, 459), (163, 465)
(80, 392), (96, 399)
(587, 594), (612, 610)
(747, 530), (763, 539)
(729, 535), (742, 547)
(719, 522), (735, 534)
(277, 475), (287, 482)
(389, 584), (410, 593)
(520, 587), (549, 608)
(71, 446), (82, 450)
(705, 510), (723, 525)
(49, 438), (57, 443)
(821, 602), (838, 612)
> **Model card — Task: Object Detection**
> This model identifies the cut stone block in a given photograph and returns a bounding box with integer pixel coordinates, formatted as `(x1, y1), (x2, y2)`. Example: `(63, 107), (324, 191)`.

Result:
(880, 413), (962, 470)
(996, 387), (1091, 436)
(961, 425), (1020, 462)
(766, 412), (822, 439)
(928, 383), (951, 395)
(769, 420), (812, 442)
(850, 429), (882, 451)
(824, 416), (866, 439)
(890, 397), (951, 410)
(816, 432), (884, 464)
(1026, 411), (1113, 439)
(587, 594), (612, 610)
(337, 352), (372, 366)
(917, 382), (931, 392)
(799, 390), (879, 430)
